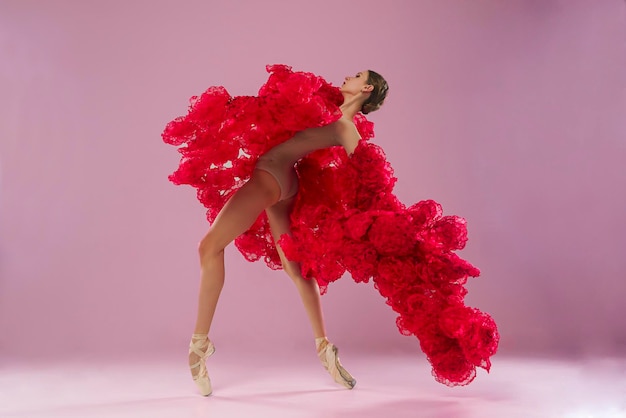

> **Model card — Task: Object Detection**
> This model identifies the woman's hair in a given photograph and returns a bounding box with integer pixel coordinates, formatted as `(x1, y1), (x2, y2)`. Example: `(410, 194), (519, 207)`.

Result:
(361, 70), (389, 114)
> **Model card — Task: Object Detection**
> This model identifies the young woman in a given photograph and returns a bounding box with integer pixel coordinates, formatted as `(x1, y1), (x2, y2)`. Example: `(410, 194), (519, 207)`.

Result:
(164, 65), (498, 396)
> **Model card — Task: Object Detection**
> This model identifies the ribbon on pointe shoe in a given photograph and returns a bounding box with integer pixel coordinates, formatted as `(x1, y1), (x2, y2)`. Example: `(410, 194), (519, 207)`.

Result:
(189, 334), (216, 396)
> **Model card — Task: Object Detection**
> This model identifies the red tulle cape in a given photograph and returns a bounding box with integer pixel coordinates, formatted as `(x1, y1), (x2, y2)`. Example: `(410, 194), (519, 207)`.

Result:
(162, 64), (499, 386)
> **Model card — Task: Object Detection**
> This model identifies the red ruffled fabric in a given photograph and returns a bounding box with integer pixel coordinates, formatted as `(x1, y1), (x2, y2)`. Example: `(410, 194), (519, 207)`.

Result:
(163, 65), (499, 387)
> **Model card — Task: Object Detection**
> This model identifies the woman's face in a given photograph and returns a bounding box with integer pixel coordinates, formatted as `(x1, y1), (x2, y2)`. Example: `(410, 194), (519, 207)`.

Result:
(340, 71), (370, 94)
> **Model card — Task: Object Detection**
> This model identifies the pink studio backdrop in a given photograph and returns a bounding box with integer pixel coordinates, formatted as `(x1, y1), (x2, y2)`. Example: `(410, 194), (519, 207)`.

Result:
(1, 0), (625, 363)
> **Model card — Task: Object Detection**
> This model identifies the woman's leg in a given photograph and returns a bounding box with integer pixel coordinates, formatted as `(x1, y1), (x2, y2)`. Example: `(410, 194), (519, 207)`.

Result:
(265, 197), (327, 338)
(193, 170), (280, 334)
(265, 197), (356, 389)
(189, 170), (280, 395)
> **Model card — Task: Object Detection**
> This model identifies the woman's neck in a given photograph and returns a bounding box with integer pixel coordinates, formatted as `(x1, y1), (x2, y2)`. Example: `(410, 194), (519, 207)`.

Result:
(340, 92), (367, 120)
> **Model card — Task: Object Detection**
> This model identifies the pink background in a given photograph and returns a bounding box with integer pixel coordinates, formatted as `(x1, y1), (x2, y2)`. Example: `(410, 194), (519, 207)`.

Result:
(1, 0), (625, 364)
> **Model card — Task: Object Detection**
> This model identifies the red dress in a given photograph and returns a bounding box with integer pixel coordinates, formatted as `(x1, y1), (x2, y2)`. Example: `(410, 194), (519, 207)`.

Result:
(163, 64), (499, 386)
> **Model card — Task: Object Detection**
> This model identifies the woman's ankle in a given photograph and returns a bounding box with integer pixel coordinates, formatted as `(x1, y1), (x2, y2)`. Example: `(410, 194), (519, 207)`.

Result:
(315, 336), (329, 351)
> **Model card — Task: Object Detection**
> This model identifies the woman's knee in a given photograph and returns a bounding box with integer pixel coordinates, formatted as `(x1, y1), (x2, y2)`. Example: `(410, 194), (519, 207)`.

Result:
(278, 258), (320, 292)
(198, 233), (224, 261)
(279, 259), (296, 278)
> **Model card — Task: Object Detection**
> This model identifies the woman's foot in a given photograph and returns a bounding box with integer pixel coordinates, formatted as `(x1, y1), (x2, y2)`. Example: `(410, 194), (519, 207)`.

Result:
(188, 334), (216, 396)
(316, 337), (356, 389)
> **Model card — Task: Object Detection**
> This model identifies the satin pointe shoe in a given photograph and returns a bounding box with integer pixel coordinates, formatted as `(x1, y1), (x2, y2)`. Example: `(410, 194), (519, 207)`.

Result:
(316, 337), (356, 389)
(188, 334), (216, 396)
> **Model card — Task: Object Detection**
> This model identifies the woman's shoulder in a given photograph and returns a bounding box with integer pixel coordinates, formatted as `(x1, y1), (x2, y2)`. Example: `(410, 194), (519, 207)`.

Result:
(332, 115), (357, 130)
(332, 116), (362, 154)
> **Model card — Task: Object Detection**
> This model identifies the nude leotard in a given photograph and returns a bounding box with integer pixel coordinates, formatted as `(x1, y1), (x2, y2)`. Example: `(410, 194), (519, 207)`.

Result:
(254, 127), (344, 201)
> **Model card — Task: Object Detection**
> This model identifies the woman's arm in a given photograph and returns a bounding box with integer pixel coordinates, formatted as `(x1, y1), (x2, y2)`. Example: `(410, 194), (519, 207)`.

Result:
(294, 118), (362, 155)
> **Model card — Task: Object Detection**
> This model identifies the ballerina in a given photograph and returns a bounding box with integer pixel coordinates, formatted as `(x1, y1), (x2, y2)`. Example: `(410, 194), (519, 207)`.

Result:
(163, 65), (498, 396)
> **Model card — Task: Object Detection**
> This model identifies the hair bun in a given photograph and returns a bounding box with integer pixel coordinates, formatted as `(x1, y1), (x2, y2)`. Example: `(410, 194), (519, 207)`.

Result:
(361, 102), (379, 115)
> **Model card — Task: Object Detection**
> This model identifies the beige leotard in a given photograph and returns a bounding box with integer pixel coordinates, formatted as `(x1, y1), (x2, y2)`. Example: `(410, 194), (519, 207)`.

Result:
(254, 127), (343, 201)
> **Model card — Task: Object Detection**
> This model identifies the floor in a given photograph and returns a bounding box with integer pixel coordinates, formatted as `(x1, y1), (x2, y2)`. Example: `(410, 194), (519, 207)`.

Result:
(1, 352), (625, 418)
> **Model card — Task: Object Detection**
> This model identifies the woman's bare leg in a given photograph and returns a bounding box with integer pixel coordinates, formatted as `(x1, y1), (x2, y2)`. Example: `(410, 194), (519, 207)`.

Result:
(265, 197), (356, 389)
(193, 170), (281, 335)
(265, 197), (327, 338)
(188, 170), (280, 395)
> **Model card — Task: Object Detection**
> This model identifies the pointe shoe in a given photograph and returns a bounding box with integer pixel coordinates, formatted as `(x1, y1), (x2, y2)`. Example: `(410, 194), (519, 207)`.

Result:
(188, 334), (216, 396)
(316, 338), (356, 389)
